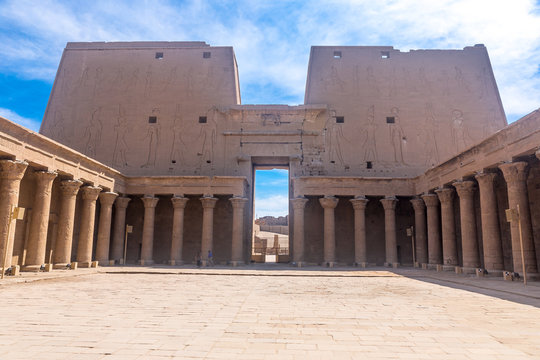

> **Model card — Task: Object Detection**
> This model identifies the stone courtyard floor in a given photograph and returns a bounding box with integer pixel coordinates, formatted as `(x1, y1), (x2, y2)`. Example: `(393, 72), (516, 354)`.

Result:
(1, 265), (539, 359)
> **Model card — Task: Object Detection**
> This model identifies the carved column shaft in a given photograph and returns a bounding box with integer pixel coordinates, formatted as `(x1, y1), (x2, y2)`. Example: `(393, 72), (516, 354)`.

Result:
(140, 195), (159, 265)
(422, 194), (441, 265)
(410, 197), (427, 264)
(350, 196), (369, 265)
(435, 187), (458, 266)
(499, 162), (538, 273)
(111, 197), (131, 261)
(170, 196), (189, 264)
(53, 179), (82, 265)
(200, 196), (218, 264)
(320, 196), (339, 265)
(475, 172), (504, 271)
(453, 181), (480, 269)
(230, 197), (248, 264)
(95, 192), (118, 263)
(77, 186), (102, 267)
(380, 197), (398, 265)
(291, 197), (308, 264)
(25, 171), (58, 268)
(0, 160), (28, 268)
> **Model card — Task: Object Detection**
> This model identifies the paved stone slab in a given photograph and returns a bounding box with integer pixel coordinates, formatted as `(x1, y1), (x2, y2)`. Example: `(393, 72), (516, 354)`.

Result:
(0, 267), (539, 359)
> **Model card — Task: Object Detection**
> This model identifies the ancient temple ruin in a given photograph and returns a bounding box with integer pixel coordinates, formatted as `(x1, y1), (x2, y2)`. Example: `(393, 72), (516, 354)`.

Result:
(1, 41), (539, 276)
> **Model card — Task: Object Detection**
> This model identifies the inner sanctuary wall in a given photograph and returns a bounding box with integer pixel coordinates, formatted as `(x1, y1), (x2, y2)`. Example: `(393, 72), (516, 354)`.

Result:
(0, 41), (539, 277)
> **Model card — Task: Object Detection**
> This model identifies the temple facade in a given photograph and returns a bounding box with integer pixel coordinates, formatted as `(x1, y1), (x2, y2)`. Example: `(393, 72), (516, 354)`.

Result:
(0, 42), (539, 277)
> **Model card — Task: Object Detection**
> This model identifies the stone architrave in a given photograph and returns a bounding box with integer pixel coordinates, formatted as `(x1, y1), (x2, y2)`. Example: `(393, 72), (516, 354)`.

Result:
(0, 160), (28, 269)
(350, 196), (369, 266)
(319, 196), (339, 267)
(453, 180), (480, 270)
(76, 186), (102, 267)
(499, 162), (538, 273)
(475, 172), (504, 271)
(230, 197), (248, 266)
(435, 187), (458, 266)
(24, 171), (58, 270)
(111, 197), (131, 262)
(380, 196), (398, 266)
(421, 193), (441, 265)
(200, 196), (218, 266)
(140, 195), (159, 265)
(291, 197), (308, 266)
(410, 197), (427, 265)
(95, 192), (118, 264)
(170, 196), (189, 265)
(53, 179), (82, 267)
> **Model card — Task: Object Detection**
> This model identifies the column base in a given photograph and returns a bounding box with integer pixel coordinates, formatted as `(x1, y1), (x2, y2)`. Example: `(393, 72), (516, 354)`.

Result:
(384, 262), (399, 268)
(414, 262), (420, 268)
(503, 271), (514, 281)
(485, 269), (503, 277)
(8, 265), (20, 276)
(475, 268), (486, 277)
(169, 260), (184, 266)
(455, 266), (463, 274)
(426, 263), (439, 270)
(79, 261), (92, 268)
(230, 261), (244, 267)
(354, 262), (367, 268)
(70, 261), (78, 270)
(139, 259), (154, 266)
(21, 265), (42, 272)
(461, 267), (477, 274)
(118, 259), (125, 265)
(421, 263), (428, 270)
(323, 262), (335, 268)
(442, 265), (455, 271)
(293, 261), (306, 268)
(53, 263), (72, 269)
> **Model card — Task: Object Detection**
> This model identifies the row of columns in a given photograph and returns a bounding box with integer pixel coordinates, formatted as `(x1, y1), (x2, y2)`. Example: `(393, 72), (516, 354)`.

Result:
(411, 161), (538, 274)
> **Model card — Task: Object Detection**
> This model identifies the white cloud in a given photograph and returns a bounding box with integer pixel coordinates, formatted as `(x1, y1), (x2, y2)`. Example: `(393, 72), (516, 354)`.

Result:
(0, 108), (41, 132)
(255, 194), (289, 218)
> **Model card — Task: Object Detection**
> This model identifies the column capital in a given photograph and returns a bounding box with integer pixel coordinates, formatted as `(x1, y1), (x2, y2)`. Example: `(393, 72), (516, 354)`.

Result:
(171, 196), (189, 209)
(475, 172), (497, 187)
(0, 159), (28, 180)
(229, 196), (248, 209)
(435, 187), (454, 204)
(350, 196), (369, 210)
(410, 197), (425, 212)
(59, 179), (83, 197)
(421, 193), (439, 207)
(319, 196), (339, 209)
(33, 170), (57, 183)
(380, 196), (397, 211)
(115, 196), (131, 209)
(291, 197), (308, 209)
(200, 196), (218, 208)
(499, 161), (529, 184)
(452, 180), (476, 197)
(141, 195), (159, 208)
(81, 186), (102, 201)
(99, 192), (118, 207)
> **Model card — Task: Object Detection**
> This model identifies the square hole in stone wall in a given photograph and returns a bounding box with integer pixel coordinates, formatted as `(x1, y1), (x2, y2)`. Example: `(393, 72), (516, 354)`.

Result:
(155, 52), (164, 59)
(386, 117), (395, 124)
(366, 161), (373, 169)
(203, 52), (211, 58)
(381, 51), (390, 59)
(333, 51), (342, 59)
(199, 116), (207, 123)
(336, 116), (344, 123)
(148, 116), (157, 123)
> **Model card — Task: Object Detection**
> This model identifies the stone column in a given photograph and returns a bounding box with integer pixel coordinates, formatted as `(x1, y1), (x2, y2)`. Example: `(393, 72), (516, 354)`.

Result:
(111, 197), (131, 263)
(140, 195), (159, 265)
(380, 196), (398, 267)
(475, 172), (504, 271)
(170, 196), (189, 265)
(230, 196), (248, 266)
(499, 162), (538, 273)
(0, 160), (28, 269)
(53, 179), (82, 267)
(410, 197), (427, 265)
(453, 180), (480, 270)
(291, 197), (308, 266)
(319, 196), (339, 267)
(95, 192), (118, 265)
(24, 171), (58, 270)
(200, 196), (218, 266)
(76, 186), (102, 267)
(435, 187), (458, 267)
(421, 193), (441, 266)
(350, 196), (369, 266)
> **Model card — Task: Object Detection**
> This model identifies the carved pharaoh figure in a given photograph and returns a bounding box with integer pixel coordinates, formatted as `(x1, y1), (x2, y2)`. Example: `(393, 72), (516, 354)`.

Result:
(388, 107), (405, 163)
(112, 104), (130, 167)
(363, 105), (378, 162)
(451, 109), (469, 152)
(84, 107), (102, 157)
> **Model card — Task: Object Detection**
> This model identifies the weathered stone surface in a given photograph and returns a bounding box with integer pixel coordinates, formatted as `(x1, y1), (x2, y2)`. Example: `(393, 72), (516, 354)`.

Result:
(53, 179), (82, 266)
(453, 180), (480, 269)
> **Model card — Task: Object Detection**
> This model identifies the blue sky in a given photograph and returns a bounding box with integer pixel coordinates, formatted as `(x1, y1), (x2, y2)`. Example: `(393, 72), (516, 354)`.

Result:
(1, 0), (540, 217)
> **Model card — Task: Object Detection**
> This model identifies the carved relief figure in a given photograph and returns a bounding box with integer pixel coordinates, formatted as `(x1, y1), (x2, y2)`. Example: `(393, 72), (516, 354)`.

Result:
(84, 107), (102, 157)
(420, 103), (439, 166)
(92, 67), (103, 97)
(477, 67), (490, 99)
(142, 122), (160, 169)
(185, 68), (194, 97)
(162, 66), (178, 93)
(112, 104), (130, 167)
(170, 104), (186, 165)
(124, 68), (139, 92)
(48, 108), (67, 141)
(388, 107), (405, 163)
(325, 65), (345, 92)
(144, 65), (153, 98)
(363, 105), (378, 162)
(197, 108), (217, 166)
(451, 109), (469, 152)
(324, 112), (347, 165)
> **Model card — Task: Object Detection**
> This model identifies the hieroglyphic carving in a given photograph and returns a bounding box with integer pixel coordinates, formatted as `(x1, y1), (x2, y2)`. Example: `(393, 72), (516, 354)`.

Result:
(144, 65), (153, 98)
(185, 67), (195, 97)
(142, 108), (160, 168)
(84, 107), (102, 157)
(451, 109), (470, 152)
(388, 107), (405, 163)
(363, 105), (378, 162)
(197, 108), (217, 168)
(420, 103), (439, 166)
(170, 104), (186, 165)
(112, 104), (130, 167)
(48, 108), (67, 141)
(325, 111), (347, 165)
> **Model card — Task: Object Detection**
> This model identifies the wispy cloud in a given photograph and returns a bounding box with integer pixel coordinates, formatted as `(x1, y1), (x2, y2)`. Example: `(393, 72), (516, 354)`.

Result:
(255, 195), (289, 218)
(0, 108), (41, 132)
